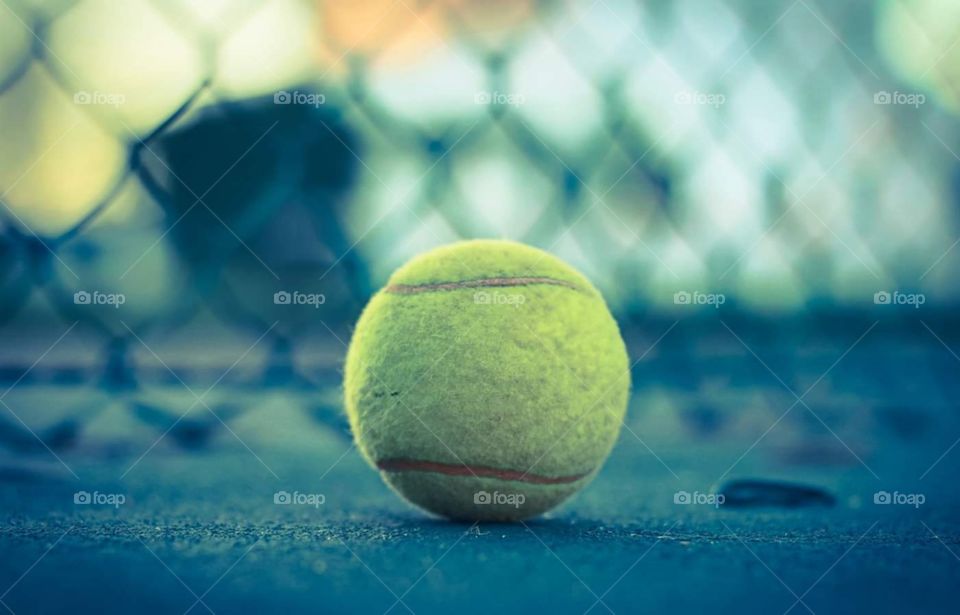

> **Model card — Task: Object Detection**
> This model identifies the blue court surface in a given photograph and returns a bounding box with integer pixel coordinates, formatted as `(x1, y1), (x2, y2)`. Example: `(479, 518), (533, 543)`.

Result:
(3, 320), (959, 614)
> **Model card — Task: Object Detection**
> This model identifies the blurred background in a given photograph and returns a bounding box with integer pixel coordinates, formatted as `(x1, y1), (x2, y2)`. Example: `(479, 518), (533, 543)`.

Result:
(0, 0), (959, 497)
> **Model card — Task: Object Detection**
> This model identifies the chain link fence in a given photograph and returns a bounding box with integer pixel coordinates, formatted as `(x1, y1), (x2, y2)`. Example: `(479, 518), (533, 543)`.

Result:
(1, 0), (959, 460)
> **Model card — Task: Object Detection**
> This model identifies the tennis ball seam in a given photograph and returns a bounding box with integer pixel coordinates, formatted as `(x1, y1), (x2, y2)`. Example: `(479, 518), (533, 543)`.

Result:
(385, 276), (591, 295)
(376, 458), (590, 484)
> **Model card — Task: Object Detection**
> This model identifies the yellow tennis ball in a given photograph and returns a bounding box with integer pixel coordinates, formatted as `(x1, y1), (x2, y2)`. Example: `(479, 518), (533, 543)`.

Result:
(344, 240), (629, 521)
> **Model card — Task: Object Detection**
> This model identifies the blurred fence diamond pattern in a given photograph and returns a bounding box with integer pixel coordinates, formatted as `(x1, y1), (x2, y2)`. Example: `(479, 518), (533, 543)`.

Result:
(0, 0), (959, 457)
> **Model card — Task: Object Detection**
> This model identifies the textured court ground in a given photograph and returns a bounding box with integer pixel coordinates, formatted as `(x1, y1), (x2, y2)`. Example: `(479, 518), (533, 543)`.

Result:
(3, 324), (959, 614)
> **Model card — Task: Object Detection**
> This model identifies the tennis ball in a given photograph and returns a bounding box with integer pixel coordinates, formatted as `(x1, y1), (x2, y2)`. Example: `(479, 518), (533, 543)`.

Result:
(344, 240), (629, 521)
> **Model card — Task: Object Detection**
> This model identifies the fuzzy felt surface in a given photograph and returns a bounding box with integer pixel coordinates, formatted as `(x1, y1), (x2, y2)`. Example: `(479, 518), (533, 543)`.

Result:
(344, 240), (630, 521)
